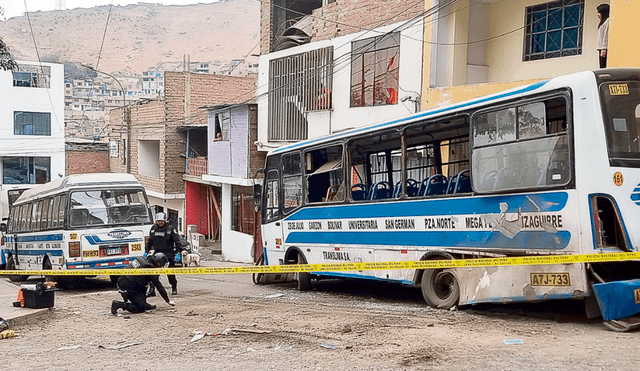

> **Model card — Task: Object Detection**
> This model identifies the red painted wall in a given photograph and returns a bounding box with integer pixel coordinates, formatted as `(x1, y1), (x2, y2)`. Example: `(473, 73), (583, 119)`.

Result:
(185, 181), (210, 235)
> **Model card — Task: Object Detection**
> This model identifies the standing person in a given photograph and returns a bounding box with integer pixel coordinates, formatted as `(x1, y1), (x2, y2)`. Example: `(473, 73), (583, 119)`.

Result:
(596, 3), (610, 68)
(145, 212), (184, 295)
(110, 253), (176, 314)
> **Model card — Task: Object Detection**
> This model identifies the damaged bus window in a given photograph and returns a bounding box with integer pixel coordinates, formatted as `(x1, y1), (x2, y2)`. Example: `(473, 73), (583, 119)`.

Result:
(305, 145), (344, 203)
(472, 96), (570, 193)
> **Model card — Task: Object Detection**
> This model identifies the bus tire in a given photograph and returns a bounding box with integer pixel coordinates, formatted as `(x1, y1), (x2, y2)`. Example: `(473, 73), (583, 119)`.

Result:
(297, 254), (312, 291)
(421, 268), (459, 310)
(43, 257), (64, 288)
(252, 254), (265, 285)
(5, 256), (29, 282)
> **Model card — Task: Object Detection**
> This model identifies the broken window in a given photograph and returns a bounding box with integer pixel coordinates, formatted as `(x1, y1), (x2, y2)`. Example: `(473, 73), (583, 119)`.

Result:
(282, 152), (303, 213)
(305, 145), (344, 203)
(472, 95), (570, 192)
(350, 32), (400, 107)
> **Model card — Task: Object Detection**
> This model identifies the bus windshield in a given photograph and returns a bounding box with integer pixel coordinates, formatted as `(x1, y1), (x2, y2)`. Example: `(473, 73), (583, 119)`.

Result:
(599, 80), (640, 167)
(69, 189), (151, 227)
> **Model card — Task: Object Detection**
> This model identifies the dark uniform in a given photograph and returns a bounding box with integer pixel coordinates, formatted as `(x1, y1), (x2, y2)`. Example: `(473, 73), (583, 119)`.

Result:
(111, 256), (172, 314)
(146, 221), (184, 294)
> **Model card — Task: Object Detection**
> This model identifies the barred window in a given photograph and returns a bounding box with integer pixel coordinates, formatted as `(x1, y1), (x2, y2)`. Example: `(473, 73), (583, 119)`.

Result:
(523, 0), (584, 61)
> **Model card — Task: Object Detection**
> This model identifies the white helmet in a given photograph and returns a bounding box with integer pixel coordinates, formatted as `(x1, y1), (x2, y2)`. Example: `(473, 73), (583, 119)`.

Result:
(154, 212), (167, 222)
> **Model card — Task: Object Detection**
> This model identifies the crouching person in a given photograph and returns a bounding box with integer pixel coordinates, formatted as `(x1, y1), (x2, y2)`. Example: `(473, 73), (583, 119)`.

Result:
(111, 253), (176, 315)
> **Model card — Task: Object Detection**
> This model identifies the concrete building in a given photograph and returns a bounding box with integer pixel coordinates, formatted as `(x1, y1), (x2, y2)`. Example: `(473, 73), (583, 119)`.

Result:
(106, 71), (256, 234)
(257, 0), (425, 147)
(0, 60), (65, 217)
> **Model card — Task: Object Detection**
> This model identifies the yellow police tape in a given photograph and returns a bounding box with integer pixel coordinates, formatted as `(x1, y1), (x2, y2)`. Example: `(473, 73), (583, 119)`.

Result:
(1, 251), (640, 276)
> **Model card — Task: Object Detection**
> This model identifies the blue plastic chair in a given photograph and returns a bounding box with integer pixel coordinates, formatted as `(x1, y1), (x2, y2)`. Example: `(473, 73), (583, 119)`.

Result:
(351, 183), (367, 201)
(369, 181), (392, 200)
(424, 175), (448, 196)
(454, 170), (471, 193)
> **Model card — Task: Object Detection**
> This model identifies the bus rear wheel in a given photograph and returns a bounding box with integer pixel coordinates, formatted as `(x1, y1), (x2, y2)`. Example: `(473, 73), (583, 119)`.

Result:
(297, 254), (312, 291)
(6, 256), (29, 282)
(421, 268), (459, 310)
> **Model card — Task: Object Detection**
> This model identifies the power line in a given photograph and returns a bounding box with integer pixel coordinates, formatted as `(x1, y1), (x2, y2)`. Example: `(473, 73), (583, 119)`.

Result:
(95, 1), (114, 71)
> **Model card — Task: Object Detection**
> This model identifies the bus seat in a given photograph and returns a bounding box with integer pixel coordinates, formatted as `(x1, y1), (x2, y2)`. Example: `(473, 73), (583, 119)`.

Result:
(454, 170), (471, 193)
(424, 175), (448, 196)
(418, 178), (430, 196)
(392, 179), (419, 198)
(446, 175), (458, 194)
(370, 181), (392, 200)
(392, 181), (402, 198)
(519, 166), (543, 187)
(325, 185), (341, 202)
(351, 183), (367, 201)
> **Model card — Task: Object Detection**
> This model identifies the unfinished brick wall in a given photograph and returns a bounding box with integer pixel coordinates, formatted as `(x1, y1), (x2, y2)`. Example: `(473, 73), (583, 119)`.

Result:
(105, 72), (258, 195)
(66, 150), (110, 174)
(311, 0), (425, 41)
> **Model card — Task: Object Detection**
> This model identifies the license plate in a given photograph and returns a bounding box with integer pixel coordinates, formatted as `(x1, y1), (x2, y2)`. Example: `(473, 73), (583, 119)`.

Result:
(635, 288), (640, 304)
(530, 273), (571, 286)
(609, 84), (629, 96)
(131, 243), (142, 252)
(107, 247), (122, 256)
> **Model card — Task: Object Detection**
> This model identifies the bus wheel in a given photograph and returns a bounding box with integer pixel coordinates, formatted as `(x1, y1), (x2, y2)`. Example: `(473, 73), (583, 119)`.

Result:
(5, 256), (29, 282)
(43, 258), (64, 288)
(252, 254), (265, 285)
(297, 254), (312, 292)
(421, 268), (459, 310)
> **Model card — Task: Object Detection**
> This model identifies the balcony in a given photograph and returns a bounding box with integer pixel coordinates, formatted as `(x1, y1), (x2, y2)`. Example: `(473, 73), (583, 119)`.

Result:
(187, 157), (208, 177)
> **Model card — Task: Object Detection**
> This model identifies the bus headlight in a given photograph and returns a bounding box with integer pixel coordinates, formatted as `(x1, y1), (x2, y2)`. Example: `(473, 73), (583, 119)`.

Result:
(69, 242), (81, 258)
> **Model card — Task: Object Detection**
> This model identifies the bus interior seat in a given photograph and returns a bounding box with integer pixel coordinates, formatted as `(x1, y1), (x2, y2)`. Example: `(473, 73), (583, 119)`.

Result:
(446, 175), (458, 194)
(424, 175), (448, 196)
(369, 181), (392, 200)
(454, 170), (471, 193)
(480, 170), (497, 191)
(351, 183), (367, 201)
(325, 185), (341, 202)
(392, 179), (419, 198)
(519, 166), (543, 187)
(418, 178), (430, 196)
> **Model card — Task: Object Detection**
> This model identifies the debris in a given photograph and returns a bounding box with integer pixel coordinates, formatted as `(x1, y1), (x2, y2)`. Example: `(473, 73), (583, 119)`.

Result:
(346, 345), (353, 350)
(98, 342), (142, 350)
(57, 345), (82, 351)
(185, 310), (198, 316)
(504, 339), (524, 345)
(320, 343), (337, 350)
(1, 330), (17, 339)
(265, 293), (285, 299)
(190, 332), (206, 343)
(222, 328), (272, 335)
(0, 317), (9, 331)
(168, 309), (176, 313)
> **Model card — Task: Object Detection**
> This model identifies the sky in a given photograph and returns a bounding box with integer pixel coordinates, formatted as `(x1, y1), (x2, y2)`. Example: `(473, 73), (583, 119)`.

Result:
(1, 0), (219, 20)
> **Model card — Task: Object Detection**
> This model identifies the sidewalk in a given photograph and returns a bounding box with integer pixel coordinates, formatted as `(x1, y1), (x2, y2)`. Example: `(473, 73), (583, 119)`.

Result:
(0, 279), (52, 329)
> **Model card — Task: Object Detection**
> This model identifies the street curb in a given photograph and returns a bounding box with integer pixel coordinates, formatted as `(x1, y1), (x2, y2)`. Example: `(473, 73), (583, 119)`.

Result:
(7, 307), (53, 329)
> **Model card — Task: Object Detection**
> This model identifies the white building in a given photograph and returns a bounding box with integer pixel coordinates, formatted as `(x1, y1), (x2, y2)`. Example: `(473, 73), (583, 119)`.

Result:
(0, 61), (66, 217)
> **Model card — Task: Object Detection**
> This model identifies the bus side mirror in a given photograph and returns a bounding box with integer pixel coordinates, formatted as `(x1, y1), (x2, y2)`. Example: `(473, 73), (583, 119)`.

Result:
(253, 184), (262, 212)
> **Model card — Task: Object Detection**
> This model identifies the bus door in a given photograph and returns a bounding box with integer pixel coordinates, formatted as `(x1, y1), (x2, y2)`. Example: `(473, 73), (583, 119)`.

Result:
(261, 169), (284, 265)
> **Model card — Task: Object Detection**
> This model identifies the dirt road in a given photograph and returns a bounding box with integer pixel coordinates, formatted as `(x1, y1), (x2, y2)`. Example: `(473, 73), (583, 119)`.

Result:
(1, 267), (638, 370)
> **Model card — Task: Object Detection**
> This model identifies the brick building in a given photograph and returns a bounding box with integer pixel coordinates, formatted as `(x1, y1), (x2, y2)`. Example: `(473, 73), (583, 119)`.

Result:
(106, 71), (256, 233)
(65, 139), (110, 175)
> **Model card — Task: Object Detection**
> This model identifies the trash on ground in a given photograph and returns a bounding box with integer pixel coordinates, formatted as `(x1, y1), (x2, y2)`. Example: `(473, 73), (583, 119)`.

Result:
(57, 345), (82, 351)
(190, 332), (206, 342)
(185, 310), (198, 316)
(98, 342), (142, 350)
(0, 317), (9, 331)
(320, 343), (337, 350)
(1, 330), (17, 339)
(504, 339), (524, 345)
(265, 293), (285, 299)
(222, 328), (272, 335)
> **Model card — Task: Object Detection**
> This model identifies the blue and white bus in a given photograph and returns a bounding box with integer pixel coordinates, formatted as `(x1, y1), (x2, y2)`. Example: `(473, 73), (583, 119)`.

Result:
(256, 68), (640, 329)
(2, 173), (153, 282)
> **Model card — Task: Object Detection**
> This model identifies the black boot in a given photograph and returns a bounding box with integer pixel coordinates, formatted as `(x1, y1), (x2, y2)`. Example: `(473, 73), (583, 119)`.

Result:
(111, 300), (126, 315)
(146, 285), (156, 297)
(171, 285), (177, 295)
